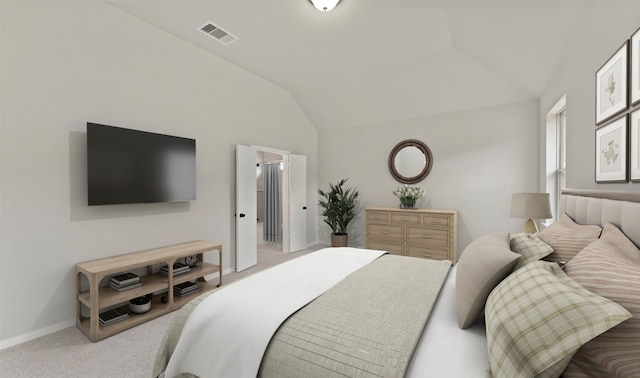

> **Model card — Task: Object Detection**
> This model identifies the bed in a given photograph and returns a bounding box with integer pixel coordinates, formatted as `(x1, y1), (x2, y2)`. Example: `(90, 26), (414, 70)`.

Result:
(153, 189), (640, 378)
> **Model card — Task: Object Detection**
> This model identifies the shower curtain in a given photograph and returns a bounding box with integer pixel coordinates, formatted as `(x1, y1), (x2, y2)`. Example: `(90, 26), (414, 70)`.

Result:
(263, 163), (282, 244)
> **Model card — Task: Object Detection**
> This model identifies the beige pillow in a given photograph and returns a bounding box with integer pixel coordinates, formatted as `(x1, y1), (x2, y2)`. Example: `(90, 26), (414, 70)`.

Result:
(486, 261), (631, 378)
(538, 213), (602, 262)
(563, 223), (640, 378)
(510, 232), (554, 269)
(455, 232), (520, 329)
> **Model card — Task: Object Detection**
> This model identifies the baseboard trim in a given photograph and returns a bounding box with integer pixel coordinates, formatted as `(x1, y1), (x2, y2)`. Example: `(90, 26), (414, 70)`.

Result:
(204, 268), (235, 281)
(1, 264), (288, 349)
(0, 318), (75, 350)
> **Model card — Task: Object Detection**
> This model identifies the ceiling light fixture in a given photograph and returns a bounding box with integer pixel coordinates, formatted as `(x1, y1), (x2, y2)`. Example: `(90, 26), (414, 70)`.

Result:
(310, 0), (340, 12)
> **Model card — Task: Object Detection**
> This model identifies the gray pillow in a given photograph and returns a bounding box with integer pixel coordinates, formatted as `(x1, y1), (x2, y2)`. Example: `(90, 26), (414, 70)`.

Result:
(455, 232), (520, 329)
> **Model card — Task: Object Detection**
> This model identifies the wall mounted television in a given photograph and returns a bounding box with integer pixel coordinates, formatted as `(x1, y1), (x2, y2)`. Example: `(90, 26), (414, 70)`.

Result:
(87, 122), (196, 206)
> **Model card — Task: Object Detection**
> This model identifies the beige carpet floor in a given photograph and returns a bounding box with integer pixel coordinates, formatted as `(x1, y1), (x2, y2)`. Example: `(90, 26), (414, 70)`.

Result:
(0, 244), (324, 378)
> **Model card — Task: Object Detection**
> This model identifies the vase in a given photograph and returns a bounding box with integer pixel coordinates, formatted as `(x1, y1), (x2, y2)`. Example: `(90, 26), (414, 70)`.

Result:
(400, 198), (416, 209)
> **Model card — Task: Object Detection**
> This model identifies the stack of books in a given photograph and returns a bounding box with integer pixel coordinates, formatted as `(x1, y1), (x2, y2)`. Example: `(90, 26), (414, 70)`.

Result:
(174, 281), (199, 297)
(109, 272), (141, 292)
(99, 308), (129, 326)
(160, 262), (191, 277)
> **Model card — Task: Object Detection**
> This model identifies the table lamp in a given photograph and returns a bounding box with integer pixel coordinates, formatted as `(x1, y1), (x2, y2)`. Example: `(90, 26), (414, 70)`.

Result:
(510, 192), (552, 233)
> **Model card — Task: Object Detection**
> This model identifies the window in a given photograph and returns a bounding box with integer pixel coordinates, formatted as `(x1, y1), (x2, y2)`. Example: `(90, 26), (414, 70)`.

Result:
(545, 96), (567, 222)
(556, 108), (566, 204)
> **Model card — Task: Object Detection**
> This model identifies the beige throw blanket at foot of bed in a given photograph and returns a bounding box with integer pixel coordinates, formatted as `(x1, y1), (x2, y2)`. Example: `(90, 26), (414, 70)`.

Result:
(258, 256), (451, 378)
(164, 247), (388, 378)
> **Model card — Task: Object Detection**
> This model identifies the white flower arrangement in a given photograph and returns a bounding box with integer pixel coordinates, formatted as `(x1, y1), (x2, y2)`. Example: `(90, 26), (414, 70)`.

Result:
(392, 184), (425, 201)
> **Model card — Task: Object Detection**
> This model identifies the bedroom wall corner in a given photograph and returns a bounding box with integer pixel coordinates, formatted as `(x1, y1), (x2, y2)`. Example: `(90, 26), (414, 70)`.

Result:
(0, 0), (318, 345)
(0, 0), (4, 345)
(318, 100), (540, 257)
(539, 2), (640, 192)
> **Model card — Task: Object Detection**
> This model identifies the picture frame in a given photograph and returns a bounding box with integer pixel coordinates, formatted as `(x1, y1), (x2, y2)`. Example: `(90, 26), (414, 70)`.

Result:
(595, 115), (628, 183)
(631, 109), (640, 182)
(631, 27), (640, 106)
(596, 41), (629, 125)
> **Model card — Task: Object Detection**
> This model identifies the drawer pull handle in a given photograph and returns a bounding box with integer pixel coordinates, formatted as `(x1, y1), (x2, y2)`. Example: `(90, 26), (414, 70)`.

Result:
(423, 235), (433, 239)
(431, 219), (442, 223)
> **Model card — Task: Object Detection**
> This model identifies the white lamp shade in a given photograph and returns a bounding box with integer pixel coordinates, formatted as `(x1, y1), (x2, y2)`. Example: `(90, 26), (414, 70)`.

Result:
(311, 0), (340, 12)
(510, 193), (552, 219)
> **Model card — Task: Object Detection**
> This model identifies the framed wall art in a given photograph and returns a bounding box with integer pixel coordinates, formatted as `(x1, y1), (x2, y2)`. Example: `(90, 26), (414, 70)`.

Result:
(631, 109), (640, 182)
(631, 27), (640, 106)
(596, 41), (629, 125)
(595, 115), (628, 183)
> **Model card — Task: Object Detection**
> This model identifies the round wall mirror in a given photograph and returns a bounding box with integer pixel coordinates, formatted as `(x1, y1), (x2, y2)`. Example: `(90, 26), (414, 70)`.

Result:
(388, 139), (433, 184)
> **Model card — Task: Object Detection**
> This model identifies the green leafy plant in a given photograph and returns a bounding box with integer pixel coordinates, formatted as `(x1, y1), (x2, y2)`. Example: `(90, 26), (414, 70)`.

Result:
(318, 178), (359, 235)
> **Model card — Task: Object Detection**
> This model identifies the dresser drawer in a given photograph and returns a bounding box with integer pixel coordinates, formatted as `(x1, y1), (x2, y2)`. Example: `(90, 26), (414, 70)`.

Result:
(365, 207), (457, 263)
(367, 224), (403, 242)
(406, 246), (450, 261)
(367, 211), (389, 223)
(367, 241), (403, 256)
(406, 227), (449, 248)
(390, 212), (421, 225)
(423, 214), (450, 227)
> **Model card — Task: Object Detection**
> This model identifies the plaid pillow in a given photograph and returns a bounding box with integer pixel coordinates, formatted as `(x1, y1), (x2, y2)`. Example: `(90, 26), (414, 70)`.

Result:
(510, 233), (554, 269)
(563, 223), (640, 377)
(486, 261), (630, 378)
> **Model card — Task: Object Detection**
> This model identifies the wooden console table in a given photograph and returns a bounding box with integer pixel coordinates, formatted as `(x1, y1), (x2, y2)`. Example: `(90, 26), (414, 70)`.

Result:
(76, 240), (222, 342)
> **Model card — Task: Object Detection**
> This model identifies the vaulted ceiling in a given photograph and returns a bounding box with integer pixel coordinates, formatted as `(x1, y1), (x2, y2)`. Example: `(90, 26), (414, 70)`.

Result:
(107, 0), (602, 130)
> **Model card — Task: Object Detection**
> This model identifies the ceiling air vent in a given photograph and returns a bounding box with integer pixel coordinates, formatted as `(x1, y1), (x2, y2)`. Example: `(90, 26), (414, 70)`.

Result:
(198, 21), (238, 45)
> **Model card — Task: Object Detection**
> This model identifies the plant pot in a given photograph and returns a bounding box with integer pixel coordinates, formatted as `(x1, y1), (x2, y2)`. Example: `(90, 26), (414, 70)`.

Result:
(331, 234), (348, 247)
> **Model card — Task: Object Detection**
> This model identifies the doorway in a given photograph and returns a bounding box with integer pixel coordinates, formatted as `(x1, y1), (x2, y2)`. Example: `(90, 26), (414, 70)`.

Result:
(257, 150), (284, 253)
(235, 144), (307, 272)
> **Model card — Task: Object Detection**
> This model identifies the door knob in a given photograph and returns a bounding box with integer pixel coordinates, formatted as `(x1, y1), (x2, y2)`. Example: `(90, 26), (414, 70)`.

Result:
(239, 213), (246, 218)
(303, 206), (307, 210)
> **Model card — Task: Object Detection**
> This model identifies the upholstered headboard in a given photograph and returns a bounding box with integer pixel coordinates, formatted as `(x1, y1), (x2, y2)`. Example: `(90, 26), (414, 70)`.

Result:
(560, 189), (640, 248)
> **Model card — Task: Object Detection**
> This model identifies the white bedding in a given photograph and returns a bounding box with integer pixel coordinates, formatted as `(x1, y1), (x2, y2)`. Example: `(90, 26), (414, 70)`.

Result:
(157, 252), (488, 378)
(406, 264), (488, 377)
(164, 247), (387, 378)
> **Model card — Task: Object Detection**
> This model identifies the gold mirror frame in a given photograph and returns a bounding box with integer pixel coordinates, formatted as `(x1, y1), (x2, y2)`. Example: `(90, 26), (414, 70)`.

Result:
(388, 139), (433, 184)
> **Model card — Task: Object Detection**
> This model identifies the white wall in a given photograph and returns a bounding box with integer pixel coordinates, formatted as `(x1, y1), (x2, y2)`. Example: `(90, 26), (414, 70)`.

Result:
(0, 1), (318, 344)
(540, 2), (640, 191)
(318, 100), (540, 254)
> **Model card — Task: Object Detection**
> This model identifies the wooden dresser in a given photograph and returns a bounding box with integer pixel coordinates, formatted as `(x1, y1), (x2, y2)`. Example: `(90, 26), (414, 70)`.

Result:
(365, 207), (458, 263)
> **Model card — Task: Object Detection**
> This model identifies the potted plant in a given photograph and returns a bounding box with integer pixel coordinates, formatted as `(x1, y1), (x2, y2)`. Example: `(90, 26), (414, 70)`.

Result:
(318, 178), (359, 247)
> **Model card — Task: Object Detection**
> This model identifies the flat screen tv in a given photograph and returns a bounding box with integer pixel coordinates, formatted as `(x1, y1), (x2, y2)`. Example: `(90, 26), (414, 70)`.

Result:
(87, 122), (196, 206)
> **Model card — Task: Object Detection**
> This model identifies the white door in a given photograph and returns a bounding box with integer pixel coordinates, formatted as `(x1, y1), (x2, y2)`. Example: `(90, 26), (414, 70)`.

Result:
(235, 144), (257, 271)
(289, 154), (307, 252)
